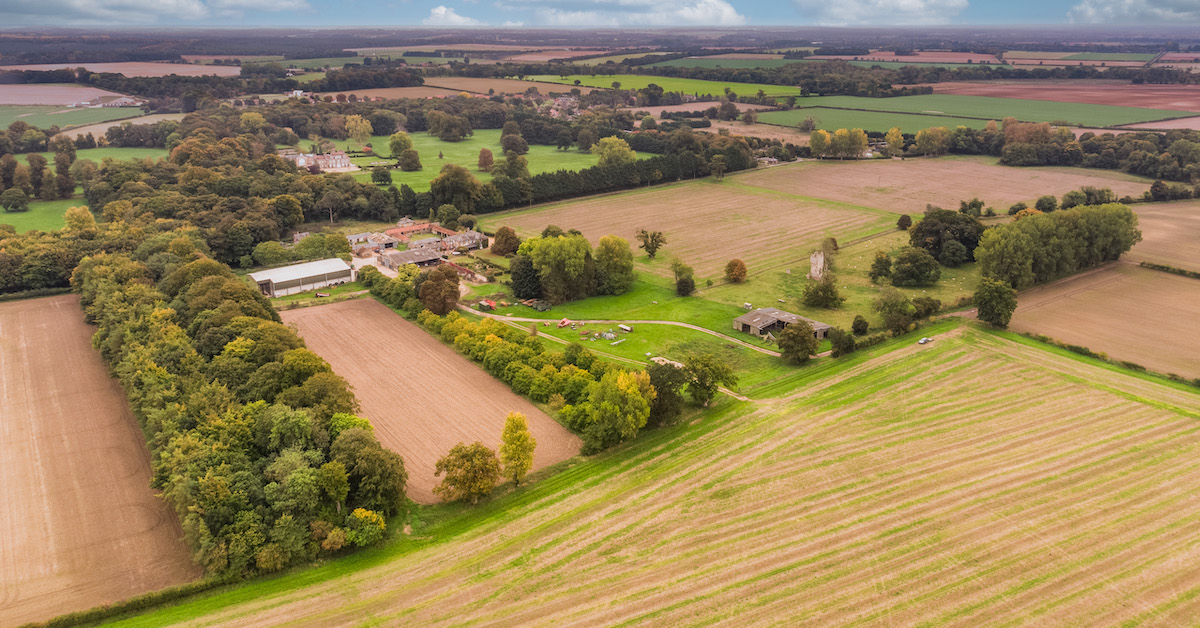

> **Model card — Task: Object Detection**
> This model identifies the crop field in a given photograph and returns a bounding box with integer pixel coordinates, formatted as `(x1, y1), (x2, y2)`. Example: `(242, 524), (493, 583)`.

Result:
(275, 56), (364, 70)
(314, 86), (461, 100)
(767, 94), (1193, 127)
(0, 295), (199, 627)
(333, 128), (619, 190)
(1010, 264), (1200, 379)
(632, 102), (775, 117)
(504, 50), (611, 62)
(0, 83), (127, 106)
(480, 177), (895, 278)
(760, 106), (991, 132)
(0, 62), (242, 77)
(569, 52), (675, 65)
(736, 156), (1152, 215)
(108, 325), (1200, 626)
(925, 80), (1200, 112)
(528, 74), (808, 97)
(1063, 52), (1157, 61)
(650, 58), (809, 69)
(54, 113), (186, 139)
(279, 299), (581, 503)
(0, 105), (145, 130)
(422, 76), (598, 95)
(808, 51), (1003, 64)
(1127, 200), (1200, 273)
(807, 59), (1009, 70)
(1122, 116), (1200, 130)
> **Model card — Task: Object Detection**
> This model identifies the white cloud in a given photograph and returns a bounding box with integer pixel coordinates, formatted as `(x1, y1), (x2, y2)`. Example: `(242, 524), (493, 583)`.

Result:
(1068, 0), (1200, 23)
(0, 0), (307, 24)
(792, 0), (968, 25)
(423, 5), (484, 24)
(499, 0), (746, 26)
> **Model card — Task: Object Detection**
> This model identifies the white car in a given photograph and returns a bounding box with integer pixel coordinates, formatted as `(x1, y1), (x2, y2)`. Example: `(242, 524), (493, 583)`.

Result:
(918, 337), (933, 345)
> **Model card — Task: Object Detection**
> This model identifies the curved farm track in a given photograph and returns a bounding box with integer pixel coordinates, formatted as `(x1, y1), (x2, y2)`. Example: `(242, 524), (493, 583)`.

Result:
(0, 295), (198, 627)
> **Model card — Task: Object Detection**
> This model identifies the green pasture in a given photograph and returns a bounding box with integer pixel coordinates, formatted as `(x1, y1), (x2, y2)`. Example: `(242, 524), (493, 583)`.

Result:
(275, 57), (364, 70)
(17, 146), (168, 167)
(0, 196), (82, 233)
(759, 107), (989, 132)
(526, 74), (807, 97)
(649, 58), (810, 70)
(0, 105), (145, 130)
(323, 128), (639, 191)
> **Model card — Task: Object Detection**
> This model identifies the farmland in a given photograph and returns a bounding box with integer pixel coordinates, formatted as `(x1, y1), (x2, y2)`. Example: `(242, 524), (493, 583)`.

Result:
(102, 325), (1200, 626)
(761, 107), (991, 132)
(0, 295), (199, 627)
(0, 105), (145, 130)
(924, 80), (1200, 112)
(53, 113), (187, 139)
(280, 299), (581, 503)
(422, 76), (599, 95)
(0, 61), (242, 77)
(1, 196), (82, 233)
(332, 128), (620, 190)
(527, 74), (808, 97)
(650, 58), (809, 69)
(479, 176), (895, 278)
(0, 83), (127, 106)
(760, 94), (1193, 128)
(1009, 264), (1200, 379)
(736, 156), (1153, 215)
(313, 86), (461, 100)
(1128, 200), (1200, 273)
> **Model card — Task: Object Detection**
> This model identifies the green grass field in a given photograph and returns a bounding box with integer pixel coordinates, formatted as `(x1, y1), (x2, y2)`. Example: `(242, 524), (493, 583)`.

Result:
(760, 107), (991, 132)
(527, 74), (808, 97)
(328, 128), (639, 190)
(649, 58), (810, 70)
(758, 94), (1193, 130)
(1063, 52), (1156, 61)
(0, 196), (82, 233)
(0, 106), (146, 130)
(98, 321), (1200, 626)
(16, 146), (169, 167)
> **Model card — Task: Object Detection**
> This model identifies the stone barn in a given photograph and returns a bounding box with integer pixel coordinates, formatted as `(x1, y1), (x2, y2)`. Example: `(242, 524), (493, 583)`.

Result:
(733, 307), (831, 340)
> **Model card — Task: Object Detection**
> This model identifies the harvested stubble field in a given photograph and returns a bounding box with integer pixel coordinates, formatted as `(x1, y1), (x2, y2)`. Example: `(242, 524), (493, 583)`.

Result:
(1128, 200), (1200, 272)
(279, 299), (580, 504)
(924, 80), (1200, 112)
(1010, 264), (1200, 379)
(0, 83), (127, 105)
(111, 325), (1200, 626)
(737, 156), (1152, 215)
(0, 104), (145, 130)
(0, 62), (242, 77)
(422, 76), (598, 95)
(1121, 116), (1200, 130)
(0, 295), (199, 626)
(482, 177), (894, 278)
(54, 113), (186, 139)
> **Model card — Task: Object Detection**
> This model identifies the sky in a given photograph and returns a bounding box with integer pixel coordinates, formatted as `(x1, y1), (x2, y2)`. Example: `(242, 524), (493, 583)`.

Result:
(3, 0), (1200, 27)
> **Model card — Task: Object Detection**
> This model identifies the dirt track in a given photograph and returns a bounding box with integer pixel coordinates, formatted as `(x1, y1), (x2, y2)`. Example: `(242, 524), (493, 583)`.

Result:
(281, 299), (580, 503)
(0, 295), (198, 627)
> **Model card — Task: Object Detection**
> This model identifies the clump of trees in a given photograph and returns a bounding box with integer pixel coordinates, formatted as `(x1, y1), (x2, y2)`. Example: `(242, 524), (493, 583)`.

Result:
(509, 230), (636, 304)
(808, 127), (869, 159)
(73, 244), (406, 579)
(672, 259), (695, 296)
(976, 203), (1141, 289)
(908, 207), (985, 265)
(974, 278), (1018, 328)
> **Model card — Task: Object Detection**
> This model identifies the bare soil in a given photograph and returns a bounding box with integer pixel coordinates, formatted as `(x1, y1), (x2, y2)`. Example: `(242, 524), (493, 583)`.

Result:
(1009, 263), (1200, 379)
(0, 84), (127, 106)
(1128, 200), (1200, 272)
(314, 86), (462, 100)
(923, 80), (1200, 111)
(737, 156), (1151, 215)
(0, 295), (198, 627)
(280, 299), (581, 503)
(423, 76), (598, 95)
(0, 62), (242, 77)
(1120, 116), (1200, 130)
(489, 178), (888, 277)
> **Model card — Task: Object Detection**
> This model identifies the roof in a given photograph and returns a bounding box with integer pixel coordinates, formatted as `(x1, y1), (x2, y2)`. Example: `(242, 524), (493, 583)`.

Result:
(734, 307), (831, 331)
(382, 249), (441, 265)
(248, 258), (352, 284)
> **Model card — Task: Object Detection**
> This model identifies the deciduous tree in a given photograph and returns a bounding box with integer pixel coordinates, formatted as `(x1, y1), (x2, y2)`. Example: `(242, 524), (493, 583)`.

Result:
(499, 412), (536, 486)
(593, 137), (637, 167)
(683, 353), (737, 406)
(434, 442), (500, 504)
(635, 229), (666, 258)
(724, 258), (747, 283)
(778, 322), (818, 364)
(388, 131), (413, 157)
(975, 277), (1018, 328)
(491, 226), (521, 256)
(595, 235), (635, 295)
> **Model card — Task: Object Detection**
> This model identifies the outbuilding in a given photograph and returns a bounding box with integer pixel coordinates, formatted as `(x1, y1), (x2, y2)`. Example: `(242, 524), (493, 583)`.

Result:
(248, 258), (354, 298)
(733, 307), (831, 340)
(377, 248), (442, 270)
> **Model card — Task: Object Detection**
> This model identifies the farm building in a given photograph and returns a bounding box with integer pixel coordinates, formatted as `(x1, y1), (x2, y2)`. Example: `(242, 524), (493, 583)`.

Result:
(733, 307), (831, 340)
(248, 258), (354, 298)
(378, 248), (442, 270)
(349, 232), (400, 256)
(441, 230), (489, 251)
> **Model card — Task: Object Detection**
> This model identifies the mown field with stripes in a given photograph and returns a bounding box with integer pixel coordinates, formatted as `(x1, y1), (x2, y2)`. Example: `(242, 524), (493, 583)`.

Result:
(110, 322), (1200, 626)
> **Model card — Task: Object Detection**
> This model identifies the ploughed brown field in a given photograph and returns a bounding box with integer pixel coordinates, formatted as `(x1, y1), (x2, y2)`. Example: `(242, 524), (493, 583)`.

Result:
(1009, 263), (1200, 379)
(0, 62), (242, 77)
(924, 80), (1200, 111)
(0, 295), (198, 627)
(1120, 116), (1200, 130)
(737, 156), (1151, 216)
(280, 299), (581, 503)
(0, 84), (127, 105)
(1129, 200), (1200, 273)
(486, 177), (892, 278)
(314, 86), (462, 100)
(422, 76), (598, 95)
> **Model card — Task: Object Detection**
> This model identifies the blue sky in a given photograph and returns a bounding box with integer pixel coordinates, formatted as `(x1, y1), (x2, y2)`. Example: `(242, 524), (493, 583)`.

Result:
(2, 0), (1199, 27)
